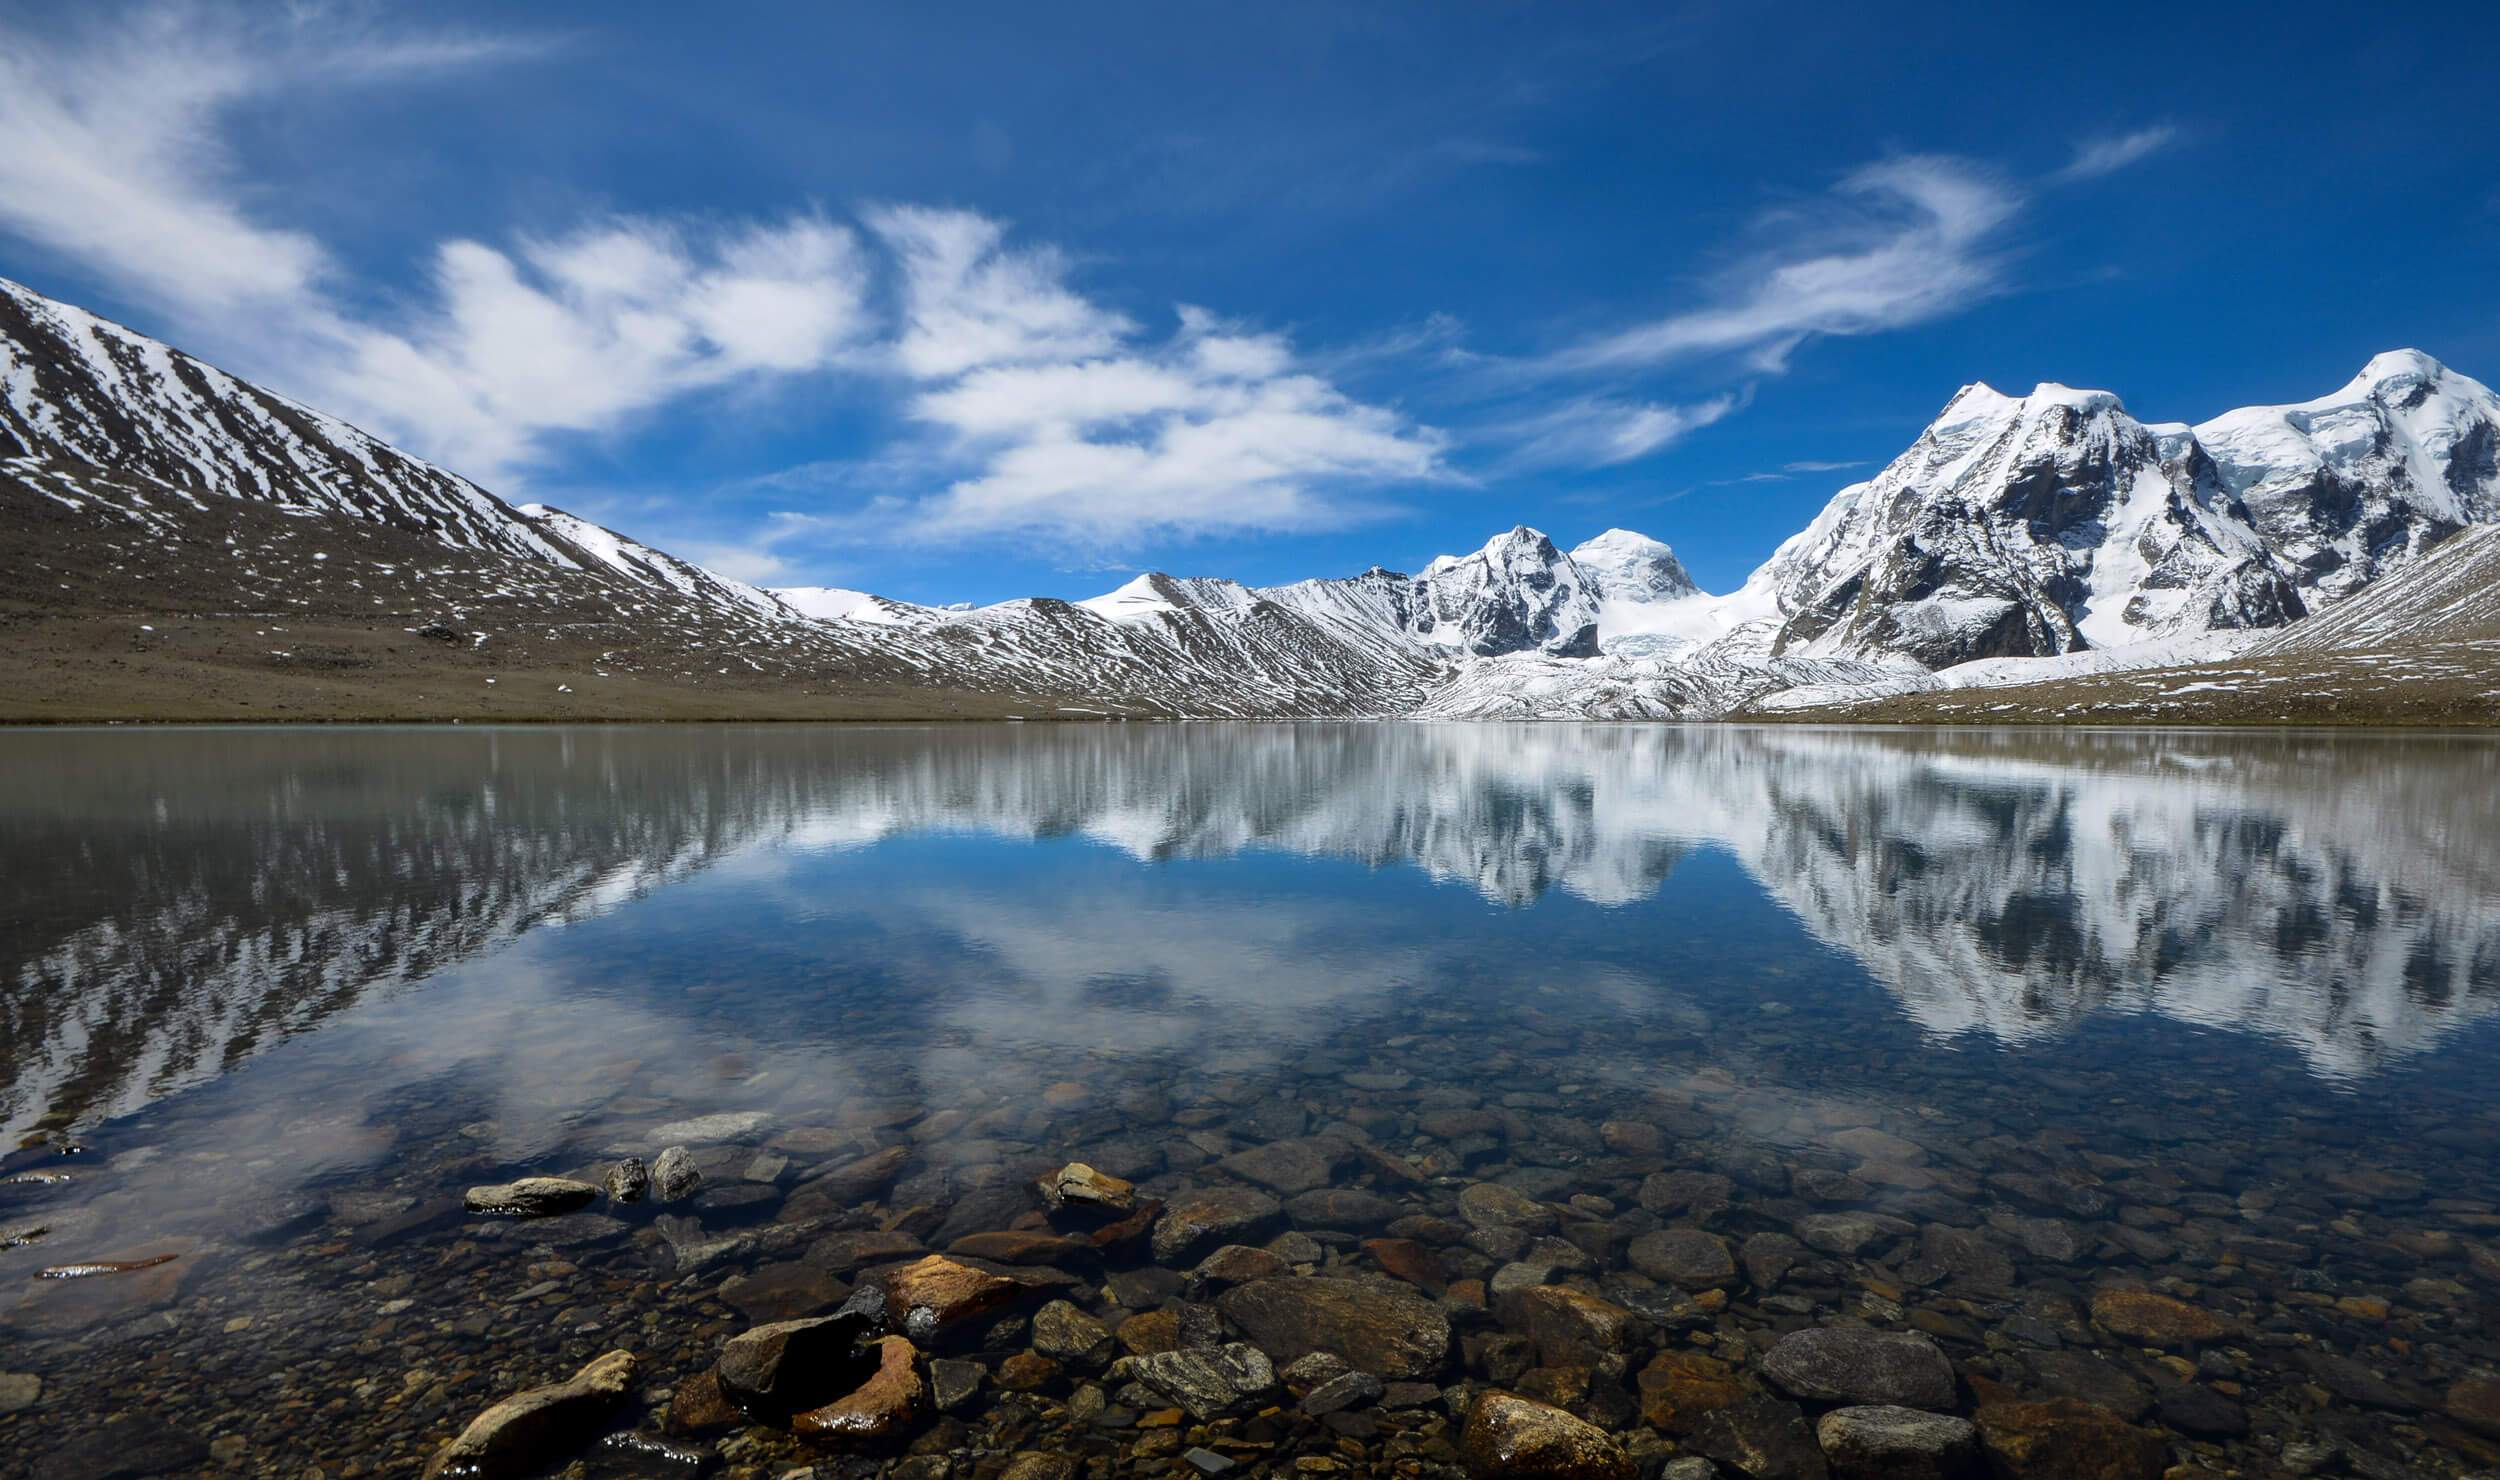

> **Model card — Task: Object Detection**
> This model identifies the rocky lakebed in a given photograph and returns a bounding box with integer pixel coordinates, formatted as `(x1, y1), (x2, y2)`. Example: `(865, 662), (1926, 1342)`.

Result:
(7, 997), (2500, 1480)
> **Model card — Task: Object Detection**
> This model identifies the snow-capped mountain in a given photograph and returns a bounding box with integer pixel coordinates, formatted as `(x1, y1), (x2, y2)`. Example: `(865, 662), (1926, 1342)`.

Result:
(7, 271), (2498, 722)
(1715, 353), (2500, 670)
(2198, 350), (2500, 602)
(1737, 381), (2304, 667)
(1572, 527), (1699, 604)
(1, 276), (569, 567)
(1400, 525), (1600, 657)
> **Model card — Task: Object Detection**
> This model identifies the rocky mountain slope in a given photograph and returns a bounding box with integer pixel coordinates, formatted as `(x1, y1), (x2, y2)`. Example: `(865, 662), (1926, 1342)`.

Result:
(5, 271), (2498, 723)
(1722, 354), (2500, 671)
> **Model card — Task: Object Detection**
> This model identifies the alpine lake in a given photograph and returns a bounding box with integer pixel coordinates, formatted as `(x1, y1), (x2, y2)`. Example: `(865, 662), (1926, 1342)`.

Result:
(4, 723), (2499, 1480)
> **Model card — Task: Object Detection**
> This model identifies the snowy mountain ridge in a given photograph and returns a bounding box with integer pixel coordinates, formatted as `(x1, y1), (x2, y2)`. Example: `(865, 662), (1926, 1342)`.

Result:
(6, 271), (2497, 720)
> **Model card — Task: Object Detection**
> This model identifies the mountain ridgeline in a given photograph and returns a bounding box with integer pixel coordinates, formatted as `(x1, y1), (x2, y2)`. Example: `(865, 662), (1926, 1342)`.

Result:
(4, 272), (2498, 721)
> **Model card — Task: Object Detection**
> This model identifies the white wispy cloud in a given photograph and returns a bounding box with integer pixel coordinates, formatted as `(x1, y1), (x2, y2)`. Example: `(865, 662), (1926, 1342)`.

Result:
(867, 205), (1135, 379)
(2056, 125), (2177, 182)
(327, 216), (875, 476)
(1503, 393), (1738, 468)
(1783, 458), (1867, 473)
(1554, 156), (2020, 374)
(0, 8), (877, 482)
(0, 8), (1449, 544)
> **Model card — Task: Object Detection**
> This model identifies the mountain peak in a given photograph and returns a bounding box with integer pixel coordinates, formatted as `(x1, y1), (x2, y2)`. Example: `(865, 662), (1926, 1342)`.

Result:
(1572, 528), (1699, 605)
(2354, 348), (2447, 390)
(2023, 382), (2125, 416)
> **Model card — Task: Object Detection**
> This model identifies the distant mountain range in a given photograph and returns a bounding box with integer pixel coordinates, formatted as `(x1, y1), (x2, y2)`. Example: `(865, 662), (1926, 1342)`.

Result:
(5, 273), (2497, 721)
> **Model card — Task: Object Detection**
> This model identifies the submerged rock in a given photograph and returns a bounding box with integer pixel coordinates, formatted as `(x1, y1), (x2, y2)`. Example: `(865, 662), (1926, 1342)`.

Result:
(2086, 1289), (2228, 1348)
(423, 1350), (635, 1479)
(1216, 1276), (1451, 1379)
(1129, 1343), (1278, 1420)
(1972, 1398), (2167, 1480)
(1629, 1228), (1736, 1290)
(463, 1178), (599, 1218)
(35, 1416), (210, 1480)
(1461, 1391), (1634, 1480)
(1030, 1299), (1114, 1368)
(1816, 1405), (1979, 1480)
(1153, 1186), (1284, 1265)
(1761, 1328), (1956, 1410)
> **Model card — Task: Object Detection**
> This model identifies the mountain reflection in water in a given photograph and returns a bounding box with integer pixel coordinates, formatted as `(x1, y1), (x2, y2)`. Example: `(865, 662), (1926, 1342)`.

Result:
(5, 722), (2496, 1138)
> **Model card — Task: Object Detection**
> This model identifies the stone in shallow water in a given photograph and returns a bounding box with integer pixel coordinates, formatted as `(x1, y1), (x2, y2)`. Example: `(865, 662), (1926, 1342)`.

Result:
(1629, 1228), (1736, 1290)
(1690, 1393), (1829, 1480)
(36, 1416), (210, 1480)
(1636, 1351), (1745, 1434)
(1459, 1182), (1557, 1234)
(605, 1158), (649, 1203)
(2154, 1383), (2247, 1438)
(929, 1357), (984, 1412)
(422, 1350), (635, 1480)
(1219, 1137), (1348, 1195)
(1743, 1231), (1807, 1290)
(1829, 1127), (1927, 1165)
(1129, 1343), (1277, 1420)
(1216, 1276), (1451, 1379)
(1972, 1398), (2166, 1480)
(650, 1146), (702, 1203)
(1031, 1299), (1114, 1367)
(1460, 1391), (1634, 1480)
(1761, 1328), (1956, 1411)
(1815, 1405), (1979, 1480)
(810, 1145), (911, 1204)
(1511, 1285), (1636, 1367)
(1362, 1237), (1449, 1294)
(463, 1177), (600, 1217)
(1639, 1171), (1734, 1221)
(662, 1370), (740, 1437)
(0, 1371), (40, 1414)
(651, 1110), (770, 1144)
(718, 1261), (845, 1323)
(1189, 1243), (1289, 1295)
(2023, 1350), (2146, 1420)
(810, 1230), (929, 1271)
(885, 1254), (1019, 1331)
(791, 1335), (922, 1447)
(2085, 1289), (2228, 1348)
(1286, 1187), (1406, 1230)
(1795, 1214), (1898, 1257)
(2447, 1374), (2500, 1438)
(1152, 1186), (1284, 1265)
(1039, 1161), (1134, 1212)
(716, 1308), (878, 1413)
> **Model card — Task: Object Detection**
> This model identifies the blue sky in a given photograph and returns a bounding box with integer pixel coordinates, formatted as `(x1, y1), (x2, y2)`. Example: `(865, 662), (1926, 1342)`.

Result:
(2, 2), (2496, 603)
